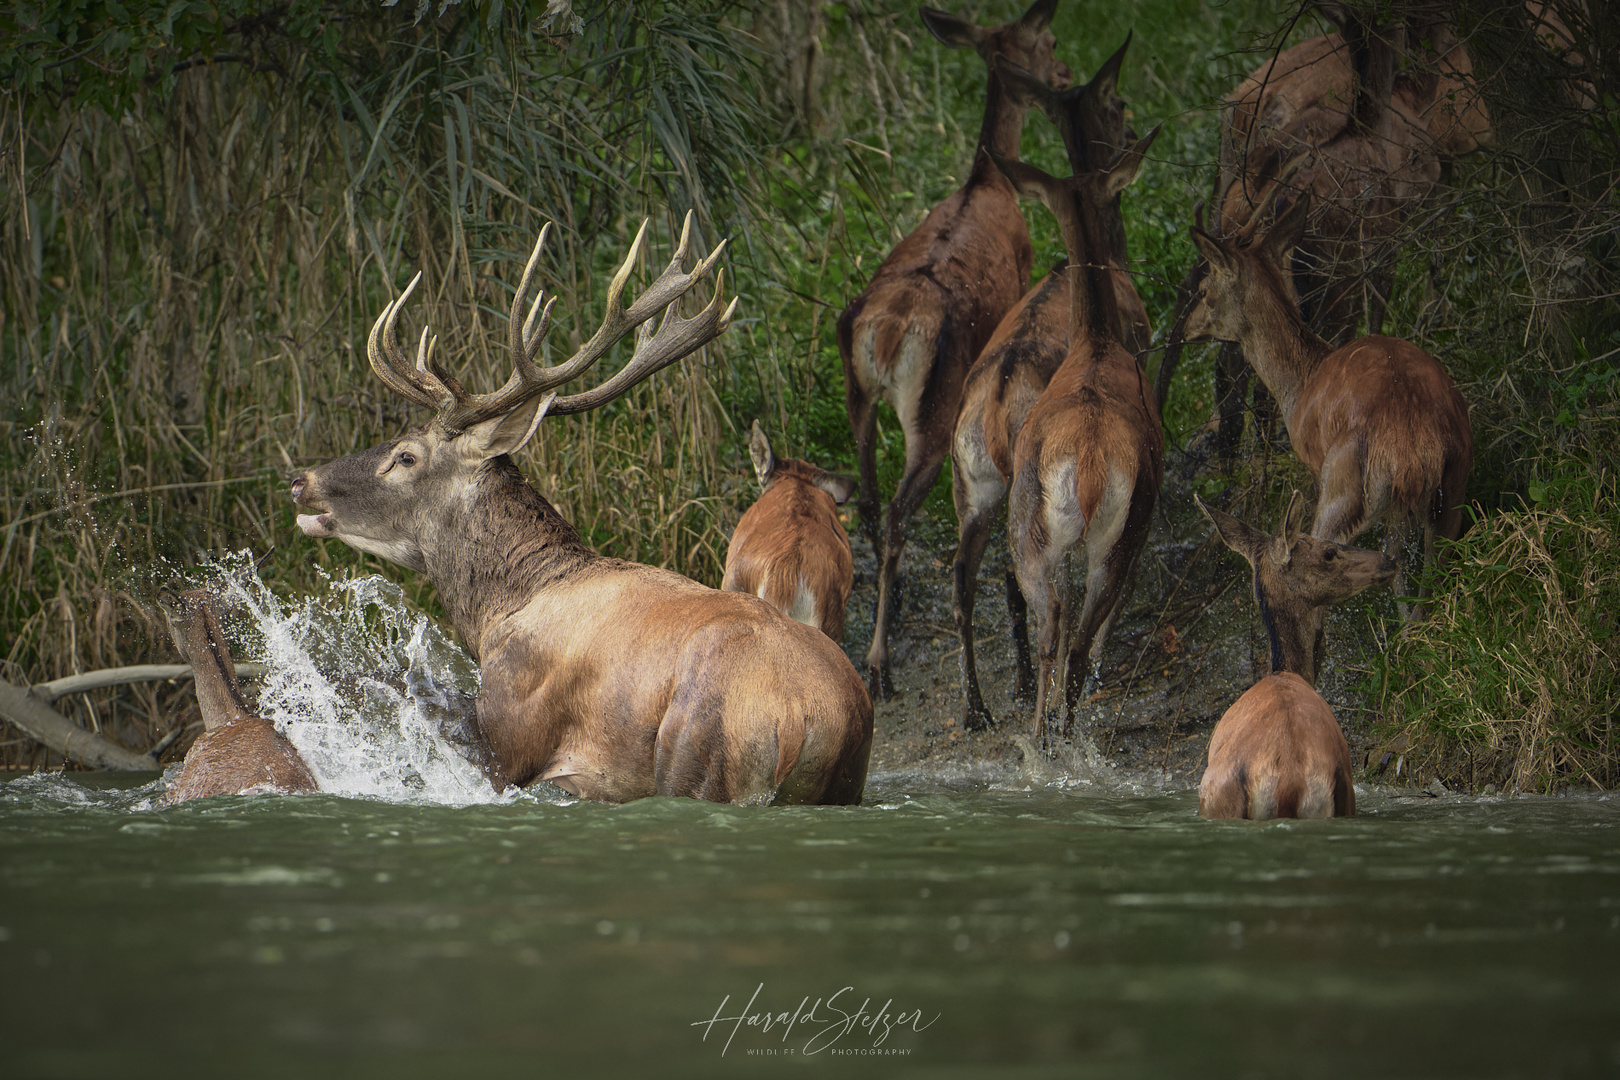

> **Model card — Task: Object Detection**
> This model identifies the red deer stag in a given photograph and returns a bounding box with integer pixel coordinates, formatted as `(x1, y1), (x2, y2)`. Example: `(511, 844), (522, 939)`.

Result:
(722, 420), (856, 643)
(1185, 190), (1472, 633)
(839, 0), (1072, 699)
(159, 587), (318, 803)
(1194, 492), (1396, 818)
(291, 217), (872, 806)
(993, 127), (1164, 742)
(950, 38), (1144, 729)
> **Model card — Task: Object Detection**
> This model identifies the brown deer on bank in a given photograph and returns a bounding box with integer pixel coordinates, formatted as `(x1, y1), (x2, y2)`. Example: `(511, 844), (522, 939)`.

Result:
(839, 0), (1072, 699)
(1185, 190), (1472, 629)
(291, 217), (872, 806)
(722, 420), (856, 643)
(950, 38), (1144, 729)
(1194, 492), (1396, 818)
(993, 127), (1164, 742)
(159, 587), (318, 803)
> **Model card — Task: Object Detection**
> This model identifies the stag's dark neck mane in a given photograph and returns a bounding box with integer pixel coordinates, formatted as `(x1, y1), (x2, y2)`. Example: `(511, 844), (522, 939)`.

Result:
(424, 456), (597, 657)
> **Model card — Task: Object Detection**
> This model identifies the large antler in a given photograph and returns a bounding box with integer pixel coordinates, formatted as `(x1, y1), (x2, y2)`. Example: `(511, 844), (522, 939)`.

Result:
(366, 211), (736, 435)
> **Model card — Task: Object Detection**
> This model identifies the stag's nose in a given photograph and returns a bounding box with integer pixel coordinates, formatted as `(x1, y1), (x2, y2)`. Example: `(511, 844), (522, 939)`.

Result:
(1379, 554), (1398, 574)
(290, 474), (306, 502)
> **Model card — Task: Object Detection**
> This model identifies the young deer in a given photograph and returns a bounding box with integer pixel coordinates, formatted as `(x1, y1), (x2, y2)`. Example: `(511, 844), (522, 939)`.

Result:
(839, 0), (1072, 699)
(994, 127), (1164, 742)
(1194, 492), (1396, 818)
(723, 420), (856, 643)
(950, 38), (1144, 729)
(1186, 189), (1472, 627)
(159, 588), (317, 804)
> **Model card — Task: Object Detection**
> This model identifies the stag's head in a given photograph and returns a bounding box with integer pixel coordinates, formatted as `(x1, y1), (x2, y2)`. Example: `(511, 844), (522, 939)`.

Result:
(290, 214), (734, 572)
(1185, 175), (1312, 344)
(920, 0), (1072, 92)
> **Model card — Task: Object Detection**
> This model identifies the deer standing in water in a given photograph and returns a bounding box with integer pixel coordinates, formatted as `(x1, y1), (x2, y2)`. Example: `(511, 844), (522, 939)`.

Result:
(159, 587), (317, 803)
(1194, 492), (1396, 819)
(292, 217), (872, 806)
(1185, 189), (1472, 632)
(951, 37), (1144, 729)
(723, 420), (856, 643)
(839, 0), (1072, 699)
(993, 127), (1164, 742)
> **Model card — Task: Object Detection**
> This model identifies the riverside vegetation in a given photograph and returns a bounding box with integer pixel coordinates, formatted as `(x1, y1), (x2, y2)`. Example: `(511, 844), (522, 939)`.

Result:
(1, 0), (1615, 792)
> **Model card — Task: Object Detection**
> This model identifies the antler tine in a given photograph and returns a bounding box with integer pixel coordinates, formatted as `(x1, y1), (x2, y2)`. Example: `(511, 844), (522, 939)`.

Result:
(509, 223), (553, 369)
(1234, 151), (1310, 245)
(368, 273), (450, 408)
(549, 267), (737, 416)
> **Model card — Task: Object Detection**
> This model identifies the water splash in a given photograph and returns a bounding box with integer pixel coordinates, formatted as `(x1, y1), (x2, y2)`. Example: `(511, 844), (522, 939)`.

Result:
(195, 554), (517, 806)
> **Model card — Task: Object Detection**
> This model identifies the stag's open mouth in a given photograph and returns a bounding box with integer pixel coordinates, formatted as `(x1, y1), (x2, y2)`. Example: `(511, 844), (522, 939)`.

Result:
(295, 511), (337, 538)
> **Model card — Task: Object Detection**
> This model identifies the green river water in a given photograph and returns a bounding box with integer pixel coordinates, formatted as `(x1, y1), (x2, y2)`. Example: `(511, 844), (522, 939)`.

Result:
(2, 773), (1617, 1078)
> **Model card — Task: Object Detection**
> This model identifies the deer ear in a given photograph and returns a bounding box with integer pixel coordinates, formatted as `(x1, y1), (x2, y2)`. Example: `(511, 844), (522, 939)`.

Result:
(1279, 489), (1309, 544)
(1196, 494), (1265, 563)
(748, 420), (775, 486)
(989, 152), (1061, 210)
(1103, 124), (1159, 198)
(1261, 192), (1311, 265)
(463, 393), (553, 461)
(920, 7), (982, 49)
(1190, 207), (1234, 275)
(1015, 0), (1058, 33)
(815, 472), (858, 505)
(1087, 31), (1131, 101)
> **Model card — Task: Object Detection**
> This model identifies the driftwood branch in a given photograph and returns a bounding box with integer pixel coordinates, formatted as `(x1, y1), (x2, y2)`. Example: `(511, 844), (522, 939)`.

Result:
(0, 663), (267, 771)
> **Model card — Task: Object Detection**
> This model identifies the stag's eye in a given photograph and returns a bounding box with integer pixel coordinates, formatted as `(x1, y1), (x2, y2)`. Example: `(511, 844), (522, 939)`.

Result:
(397, 451), (417, 467)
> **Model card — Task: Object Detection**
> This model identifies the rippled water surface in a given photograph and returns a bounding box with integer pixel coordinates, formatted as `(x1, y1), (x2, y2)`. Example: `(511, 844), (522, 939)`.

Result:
(2, 772), (1617, 1078)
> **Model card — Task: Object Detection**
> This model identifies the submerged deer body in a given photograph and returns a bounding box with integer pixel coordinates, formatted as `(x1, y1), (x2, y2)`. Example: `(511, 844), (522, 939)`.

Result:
(1186, 191), (1472, 622)
(951, 39), (1144, 728)
(292, 219), (872, 806)
(1194, 492), (1396, 819)
(723, 420), (856, 643)
(839, 0), (1071, 699)
(160, 588), (317, 804)
(995, 128), (1164, 740)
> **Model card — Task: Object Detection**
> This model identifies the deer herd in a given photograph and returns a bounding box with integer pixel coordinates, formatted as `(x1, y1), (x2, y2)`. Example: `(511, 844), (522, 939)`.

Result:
(165, 0), (1481, 822)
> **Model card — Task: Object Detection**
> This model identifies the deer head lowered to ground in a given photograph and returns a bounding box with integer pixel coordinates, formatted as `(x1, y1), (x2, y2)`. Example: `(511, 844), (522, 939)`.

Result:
(159, 587), (318, 803)
(1185, 186), (1472, 632)
(838, 0), (1072, 701)
(1194, 492), (1397, 819)
(992, 127), (1165, 743)
(950, 36), (1145, 730)
(722, 420), (856, 643)
(291, 216), (873, 805)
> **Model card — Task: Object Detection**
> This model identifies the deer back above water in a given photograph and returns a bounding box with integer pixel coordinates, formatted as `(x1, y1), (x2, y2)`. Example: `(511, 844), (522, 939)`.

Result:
(839, 0), (1071, 701)
(159, 587), (317, 804)
(1194, 491), (1396, 819)
(291, 217), (872, 806)
(723, 420), (856, 643)
(950, 36), (1145, 729)
(993, 128), (1164, 742)
(1186, 192), (1472, 617)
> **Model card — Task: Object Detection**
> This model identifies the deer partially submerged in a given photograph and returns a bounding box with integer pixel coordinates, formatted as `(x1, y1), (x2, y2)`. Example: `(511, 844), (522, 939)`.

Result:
(839, 0), (1072, 699)
(951, 40), (1146, 728)
(1194, 492), (1396, 819)
(723, 420), (856, 643)
(292, 217), (872, 805)
(993, 127), (1165, 742)
(159, 587), (318, 803)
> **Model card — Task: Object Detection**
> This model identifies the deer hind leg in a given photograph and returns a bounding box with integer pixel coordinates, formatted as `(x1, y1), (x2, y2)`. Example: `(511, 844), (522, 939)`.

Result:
(846, 377), (881, 551)
(1061, 476), (1150, 732)
(1006, 567), (1036, 704)
(1011, 464), (1063, 746)
(952, 493), (1001, 731)
(866, 432), (947, 701)
(1212, 341), (1250, 462)
(1310, 443), (1369, 545)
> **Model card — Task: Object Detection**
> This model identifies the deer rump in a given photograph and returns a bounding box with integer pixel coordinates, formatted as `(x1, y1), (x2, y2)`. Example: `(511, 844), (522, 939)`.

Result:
(474, 562), (871, 806)
(1199, 673), (1355, 820)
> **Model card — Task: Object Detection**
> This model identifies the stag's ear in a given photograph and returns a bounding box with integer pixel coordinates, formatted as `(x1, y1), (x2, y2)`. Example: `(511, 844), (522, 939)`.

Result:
(1103, 124), (1159, 198)
(990, 152), (1060, 210)
(1016, 0), (1058, 33)
(463, 393), (553, 461)
(1196, 494), (1265, 563)
(1087, 31), (1131, 101)
(920, 7), (981, 49)
(815, 471), (858, 505)
(1261, 192), (1312, 266)
(748, 420), (776, 486)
